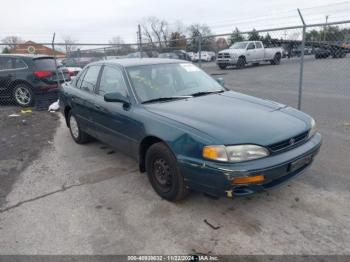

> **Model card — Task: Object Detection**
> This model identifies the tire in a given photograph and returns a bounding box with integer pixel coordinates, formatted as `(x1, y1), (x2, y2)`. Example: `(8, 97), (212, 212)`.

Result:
(218, 64), (227, 70)
(13, 83), (35, 107)
(145, 142), (188, 201)
(270, 53), (281, 65)
(236, 57), (246, 69)
(68, 111), (90, 144)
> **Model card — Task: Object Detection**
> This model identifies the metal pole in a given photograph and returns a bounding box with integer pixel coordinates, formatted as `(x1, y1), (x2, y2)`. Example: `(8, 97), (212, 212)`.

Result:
(138, 24), (143, 58)
(51, 33), (61, 89)
(297, 9), (306, 110)
(324, 15), (329, 41)
(198, 33), (202, 68)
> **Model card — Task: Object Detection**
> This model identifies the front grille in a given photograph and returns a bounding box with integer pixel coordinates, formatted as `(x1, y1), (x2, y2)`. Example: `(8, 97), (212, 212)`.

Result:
(268, 131), (309, 152)
(218, 53), (231, 59)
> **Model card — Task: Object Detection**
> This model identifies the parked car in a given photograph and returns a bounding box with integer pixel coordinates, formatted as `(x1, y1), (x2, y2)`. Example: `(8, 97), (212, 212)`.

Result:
(57, 59), (82, 78)
(159, 53), (180, 59)
(126, 52), (149, 58)
(315, 46), (346, 59)
(60, 58), (321, 201)
(61, 57), (98, 69)
(173, 50), (191, 61)
(216, 41), (283, 69)
(187, 52), (195, 61)
(0, 54), (70, 107)
(193, 51), (212, 62)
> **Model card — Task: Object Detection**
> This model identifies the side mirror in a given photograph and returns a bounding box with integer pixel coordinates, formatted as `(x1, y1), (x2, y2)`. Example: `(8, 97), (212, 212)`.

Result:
(215, 77), (225, 87)
(104, 92), (130, 107)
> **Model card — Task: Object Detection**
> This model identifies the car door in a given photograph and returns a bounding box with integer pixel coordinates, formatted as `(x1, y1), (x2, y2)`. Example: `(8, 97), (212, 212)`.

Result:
(0, 57), (15, 95)
(92, 64), (139, 156)
(70, 65), (102, 137)
(255, 42), (265, 61)
(246, 42), (257, 62)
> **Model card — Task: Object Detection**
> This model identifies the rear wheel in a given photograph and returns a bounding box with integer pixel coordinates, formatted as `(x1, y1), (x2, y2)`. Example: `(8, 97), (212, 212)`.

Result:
(13, 84), (35, 107)
(236, 57), (246, 69)
(270, 53), (281, 65)
(146, 142), (188, 201)
(68, 111), (90, 144)
(218, 64), (227, 70)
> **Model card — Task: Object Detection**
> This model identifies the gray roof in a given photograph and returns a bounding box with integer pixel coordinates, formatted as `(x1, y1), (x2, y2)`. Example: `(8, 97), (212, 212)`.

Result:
(103, 58), (189, 67)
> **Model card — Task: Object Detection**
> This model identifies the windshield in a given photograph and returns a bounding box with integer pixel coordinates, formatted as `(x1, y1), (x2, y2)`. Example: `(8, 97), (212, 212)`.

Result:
(230, 42), (248, 49)
(127, 63), (224, 103)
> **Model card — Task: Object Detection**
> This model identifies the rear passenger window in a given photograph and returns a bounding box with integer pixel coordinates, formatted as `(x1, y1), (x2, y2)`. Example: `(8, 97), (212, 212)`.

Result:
(98, 66), (128, 96)
(0, 57), (12, 70)
(80, 66), (101, 92)
(13, 58), (27, 69)
(255, 42), (263, 49)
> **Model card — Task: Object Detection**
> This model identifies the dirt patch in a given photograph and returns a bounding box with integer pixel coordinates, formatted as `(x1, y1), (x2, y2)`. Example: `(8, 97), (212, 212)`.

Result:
(0, 106), (59, 207)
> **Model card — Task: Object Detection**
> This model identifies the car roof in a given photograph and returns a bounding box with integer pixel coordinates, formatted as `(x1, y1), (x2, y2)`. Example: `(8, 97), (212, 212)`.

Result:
(99, 58), (188, 67)
(0, 54), (54, 59)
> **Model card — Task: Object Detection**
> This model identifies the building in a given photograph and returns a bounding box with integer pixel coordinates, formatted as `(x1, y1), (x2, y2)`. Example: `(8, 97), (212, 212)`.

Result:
(10, 41), (65, 57)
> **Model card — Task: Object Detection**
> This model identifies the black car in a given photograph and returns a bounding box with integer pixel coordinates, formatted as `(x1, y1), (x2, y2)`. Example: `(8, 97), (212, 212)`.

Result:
(0, 54), (69, 107)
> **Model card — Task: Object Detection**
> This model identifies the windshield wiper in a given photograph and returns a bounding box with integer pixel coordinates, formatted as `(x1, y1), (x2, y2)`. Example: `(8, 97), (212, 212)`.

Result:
(142, 96), (192, 104)
(190, 90), (225, 97)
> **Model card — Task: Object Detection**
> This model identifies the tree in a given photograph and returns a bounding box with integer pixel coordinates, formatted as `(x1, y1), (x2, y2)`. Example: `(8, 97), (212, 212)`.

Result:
(216, 38), (229, 50)
(248, 29), (261, 41)
(229, 28), (244, 45)
(62, 35), (78, 55)
(141, 16), (169, 48)
(187, 23), (214, 52)
(305, 29), (320, 41)
(1, 36), (24, 49)
(109, 36), (125, 45)
(168, 32), (187, 49)
(2, 47), (10, 54)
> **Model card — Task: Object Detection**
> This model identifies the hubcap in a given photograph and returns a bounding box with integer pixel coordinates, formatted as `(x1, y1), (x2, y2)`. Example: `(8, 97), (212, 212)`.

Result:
(153, 158), (172, 190)
(15, 86), (31, 106)
(69, 115), (79, 139)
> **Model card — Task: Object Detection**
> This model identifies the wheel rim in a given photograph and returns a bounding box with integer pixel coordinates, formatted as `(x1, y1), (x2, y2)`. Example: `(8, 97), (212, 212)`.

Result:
(153, 158), (172, 191)
(15, 86), (31, 106)
(69, 115), (79, 139)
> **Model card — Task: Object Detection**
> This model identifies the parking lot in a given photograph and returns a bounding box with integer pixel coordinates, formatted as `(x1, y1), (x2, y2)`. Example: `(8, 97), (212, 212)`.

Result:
(0, 56), (350, 255)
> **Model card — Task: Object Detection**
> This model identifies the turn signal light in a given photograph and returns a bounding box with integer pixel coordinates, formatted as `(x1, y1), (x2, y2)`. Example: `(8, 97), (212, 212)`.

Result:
(232, 175), (265, 185)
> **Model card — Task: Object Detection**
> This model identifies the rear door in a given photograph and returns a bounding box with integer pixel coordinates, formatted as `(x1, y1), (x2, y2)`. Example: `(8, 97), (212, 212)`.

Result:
(0, 57), (15, 94)
(255, 42), (265, 60)
(70, 65), (102, 137)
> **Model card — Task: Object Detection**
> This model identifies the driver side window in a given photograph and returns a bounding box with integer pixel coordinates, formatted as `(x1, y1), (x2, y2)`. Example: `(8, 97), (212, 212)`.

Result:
(247, 43), (255, 50)
(98, 66), (128, 97)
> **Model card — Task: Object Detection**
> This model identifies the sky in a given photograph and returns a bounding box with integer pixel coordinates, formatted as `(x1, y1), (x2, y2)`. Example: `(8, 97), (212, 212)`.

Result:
(1, 0), (349, 44)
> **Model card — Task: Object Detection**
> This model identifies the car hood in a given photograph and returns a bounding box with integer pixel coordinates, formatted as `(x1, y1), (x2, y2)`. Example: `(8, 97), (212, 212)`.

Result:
(144, 91), (310, 146)
(219, 48), (246, 56)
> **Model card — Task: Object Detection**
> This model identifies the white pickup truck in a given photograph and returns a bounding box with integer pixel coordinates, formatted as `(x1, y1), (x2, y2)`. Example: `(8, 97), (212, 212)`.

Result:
(216, 41), (283, 69)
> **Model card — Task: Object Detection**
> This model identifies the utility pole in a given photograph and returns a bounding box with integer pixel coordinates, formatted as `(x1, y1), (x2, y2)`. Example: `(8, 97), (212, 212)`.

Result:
(324, 15), (329, 41)
(138, 24), (143, 58)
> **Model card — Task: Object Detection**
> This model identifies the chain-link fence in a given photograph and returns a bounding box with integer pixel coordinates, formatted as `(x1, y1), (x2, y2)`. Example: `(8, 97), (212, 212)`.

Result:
(0, 19), (349, 110)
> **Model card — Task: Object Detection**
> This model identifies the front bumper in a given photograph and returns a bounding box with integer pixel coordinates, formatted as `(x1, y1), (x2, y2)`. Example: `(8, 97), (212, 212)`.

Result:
(216, 58), (237, 65)
(178, 133), (322, 197)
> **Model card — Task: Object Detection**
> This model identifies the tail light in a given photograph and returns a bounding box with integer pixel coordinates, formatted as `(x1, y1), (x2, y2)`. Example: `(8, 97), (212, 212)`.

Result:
(34, 71), (54, 78)
(68, 70), (75, 77)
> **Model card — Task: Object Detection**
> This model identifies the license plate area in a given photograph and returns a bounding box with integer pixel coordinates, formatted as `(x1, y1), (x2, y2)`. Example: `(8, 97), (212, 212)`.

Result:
(289, 155), (313, 173)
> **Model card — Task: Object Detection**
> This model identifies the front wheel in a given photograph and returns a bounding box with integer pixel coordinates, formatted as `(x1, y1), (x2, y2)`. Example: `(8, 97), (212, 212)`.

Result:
(13, 84), (35, 107)
(270, 53), (281, 65)
(68, 111), (90, 144)
(146, 142), (188, 201)
(236, 57), (246, 69)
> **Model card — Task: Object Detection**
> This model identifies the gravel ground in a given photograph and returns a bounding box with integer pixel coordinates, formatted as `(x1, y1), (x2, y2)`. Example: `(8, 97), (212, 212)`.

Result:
(0, 56), (349, 255)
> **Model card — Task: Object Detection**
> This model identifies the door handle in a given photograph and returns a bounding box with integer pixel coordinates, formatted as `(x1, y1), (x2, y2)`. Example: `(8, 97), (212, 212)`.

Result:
(94, 104), (101, 110)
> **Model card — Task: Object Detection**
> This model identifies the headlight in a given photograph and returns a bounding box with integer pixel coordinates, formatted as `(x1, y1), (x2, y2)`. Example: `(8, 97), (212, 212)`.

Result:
(308, 118), (317, 138)
(203, 145), (269, 163)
